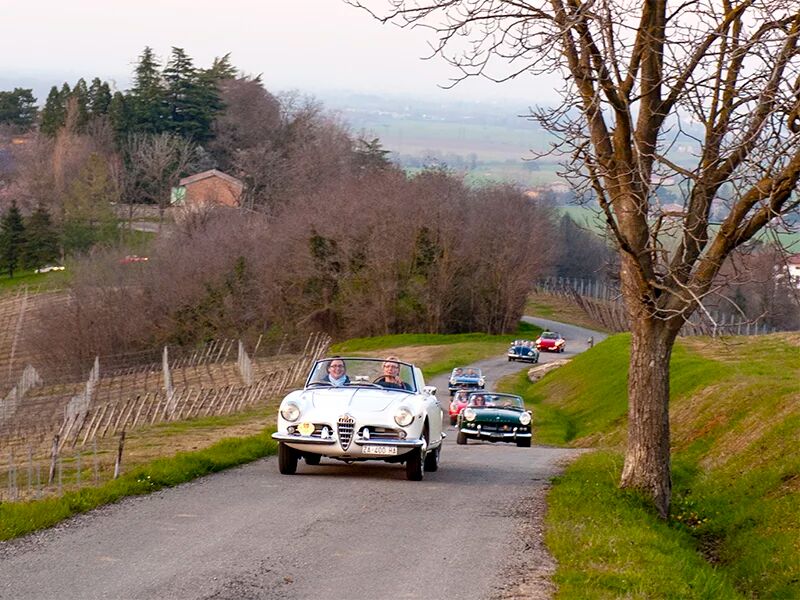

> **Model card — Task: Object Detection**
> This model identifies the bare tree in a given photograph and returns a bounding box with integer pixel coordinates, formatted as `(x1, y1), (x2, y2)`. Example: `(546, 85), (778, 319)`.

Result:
(352, 0), (800, 517)
(123, 132), (196, 226)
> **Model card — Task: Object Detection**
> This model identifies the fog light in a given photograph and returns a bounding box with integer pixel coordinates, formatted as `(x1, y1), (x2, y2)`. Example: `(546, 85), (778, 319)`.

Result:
(362, 428), (370, 440)
(321, 427), (331, 439)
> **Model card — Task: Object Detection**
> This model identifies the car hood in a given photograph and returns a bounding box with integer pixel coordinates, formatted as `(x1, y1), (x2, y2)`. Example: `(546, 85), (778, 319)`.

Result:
(304, 387), (404, 413)
(472, 408), (524, 423)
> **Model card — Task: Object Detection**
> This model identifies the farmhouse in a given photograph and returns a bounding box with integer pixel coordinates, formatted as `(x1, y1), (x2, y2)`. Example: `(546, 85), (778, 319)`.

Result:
(172, 169), (244, 208)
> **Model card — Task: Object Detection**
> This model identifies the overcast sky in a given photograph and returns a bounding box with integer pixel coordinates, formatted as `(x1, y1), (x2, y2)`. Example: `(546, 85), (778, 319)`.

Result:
(1, 0), (561, 104)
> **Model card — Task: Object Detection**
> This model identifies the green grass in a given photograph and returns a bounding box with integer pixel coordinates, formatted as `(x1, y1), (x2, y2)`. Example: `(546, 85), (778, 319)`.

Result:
(332, 322), (542, 379)
(510, 332), (800, 598)
(0, 268), (70, 293)
(547, 452), (743, 599)
(0, 428), (278, 541)
(330, 321), (539, 352)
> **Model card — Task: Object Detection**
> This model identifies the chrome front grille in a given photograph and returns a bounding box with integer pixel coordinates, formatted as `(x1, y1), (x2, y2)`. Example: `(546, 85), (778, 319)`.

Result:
(337, 415), (355, 451)
(364, 426), (404, 440)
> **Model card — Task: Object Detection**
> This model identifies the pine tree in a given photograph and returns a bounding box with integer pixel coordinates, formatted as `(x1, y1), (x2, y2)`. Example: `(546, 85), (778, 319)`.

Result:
(23, 204), (60, 269)
(0, 200), (27, 277)
(72, 78), (90, 131)
(129, 46), (167, 133)
(88, 78), (112, 115)
(163, 47), (208, 140)
(0, 88), (37, 128)
(40, 86), (66, 137)
(207, 53), (237, 80)
(108, 91), (131, 139)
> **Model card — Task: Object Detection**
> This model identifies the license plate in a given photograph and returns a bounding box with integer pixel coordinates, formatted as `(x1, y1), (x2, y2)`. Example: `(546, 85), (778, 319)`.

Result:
(363, 445), (397, 456)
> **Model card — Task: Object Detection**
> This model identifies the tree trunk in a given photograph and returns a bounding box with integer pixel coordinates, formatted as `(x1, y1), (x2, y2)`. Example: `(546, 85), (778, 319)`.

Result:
(620, 313), (677, 518)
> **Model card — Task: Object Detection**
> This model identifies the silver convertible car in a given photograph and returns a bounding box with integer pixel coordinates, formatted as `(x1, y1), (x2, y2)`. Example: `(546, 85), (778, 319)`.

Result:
(272, 357), (445, 480)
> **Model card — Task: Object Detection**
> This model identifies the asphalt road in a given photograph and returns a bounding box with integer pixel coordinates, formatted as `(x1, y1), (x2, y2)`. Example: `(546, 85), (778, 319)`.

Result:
(0, 320), (604, 600)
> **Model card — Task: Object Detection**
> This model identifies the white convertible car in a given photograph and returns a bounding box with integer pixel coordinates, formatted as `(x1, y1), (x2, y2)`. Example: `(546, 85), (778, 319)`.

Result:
(272, 357), (445, 480)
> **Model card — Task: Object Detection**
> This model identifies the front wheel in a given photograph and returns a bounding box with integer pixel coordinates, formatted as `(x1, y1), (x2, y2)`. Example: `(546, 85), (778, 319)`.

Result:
(516, 437), (531, 448)
(456, 431), (467, 445)
(278, 443), (298, 474)
(406, 447), (424, 480)
(423, 444), (440, 472)
(449, 415), (457, 426)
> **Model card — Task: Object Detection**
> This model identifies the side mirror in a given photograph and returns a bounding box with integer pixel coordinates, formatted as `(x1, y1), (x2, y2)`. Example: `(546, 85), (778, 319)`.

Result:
(424, 385), (437, 396)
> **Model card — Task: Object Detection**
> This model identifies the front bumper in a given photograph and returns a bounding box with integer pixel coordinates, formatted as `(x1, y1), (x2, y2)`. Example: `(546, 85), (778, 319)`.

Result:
(272, 432), (426, 453)
(459, 428), (531, 440)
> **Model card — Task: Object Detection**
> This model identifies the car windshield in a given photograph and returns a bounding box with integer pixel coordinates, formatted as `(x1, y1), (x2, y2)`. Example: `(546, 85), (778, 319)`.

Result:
(466, 393), (525, 410)
(305, 357), (417, 393)
(542, 332), (560, 340)
(452, 367), (481, 378)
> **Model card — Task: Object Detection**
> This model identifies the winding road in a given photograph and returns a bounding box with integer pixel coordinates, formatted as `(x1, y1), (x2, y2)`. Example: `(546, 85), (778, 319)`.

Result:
(0, 319), (605, 600)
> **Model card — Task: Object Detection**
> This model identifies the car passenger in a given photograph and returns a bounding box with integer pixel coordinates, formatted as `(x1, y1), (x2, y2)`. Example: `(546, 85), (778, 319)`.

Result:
(323, 358), (350, 386)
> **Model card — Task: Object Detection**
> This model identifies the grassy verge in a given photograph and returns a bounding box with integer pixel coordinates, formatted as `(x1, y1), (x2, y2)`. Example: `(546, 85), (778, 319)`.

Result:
(547, 451), (743, 598)
(0, 427), (278, 541)
(501, 333), (799, 598)
(332, 321), (542, 379)
(331, 321), (539, 353)
(524, 291), (610, 332)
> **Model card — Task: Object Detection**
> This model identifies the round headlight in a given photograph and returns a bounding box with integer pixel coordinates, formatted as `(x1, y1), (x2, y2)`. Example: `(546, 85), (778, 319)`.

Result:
(464, 408), (476, 422)
(519, 412), (532, 426)
(281, 402), (300, 422)
(394, 407), (414, 427)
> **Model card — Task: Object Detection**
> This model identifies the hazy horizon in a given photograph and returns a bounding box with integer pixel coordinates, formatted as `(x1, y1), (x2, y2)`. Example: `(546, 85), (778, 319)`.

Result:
(0, 1), (563, 107)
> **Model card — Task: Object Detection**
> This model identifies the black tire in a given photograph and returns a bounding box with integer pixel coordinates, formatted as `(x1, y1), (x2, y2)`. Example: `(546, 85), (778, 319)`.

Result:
(304, 453), (321, 465)
(406, 447), (424, 480)
(449, 390), (455, 396)
(423, 444), (440, 472)
(456, 431), (467, 445)
(278, 443), (298, 474)
(449, 415), (457, 426)
(516, 437), (531, 448)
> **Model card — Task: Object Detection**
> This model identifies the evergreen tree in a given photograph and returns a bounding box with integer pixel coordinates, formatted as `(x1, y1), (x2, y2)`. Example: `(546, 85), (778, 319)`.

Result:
(88, 78), (112, 115)
(0, 88), (37, 128)
(40, 86), (66, 137)
(129, 46), (167, 133)
(207, 53), (237, 80)
(23, 204), (60, 269)
(108, 91), (131, 139)
(0, 200), (27, 277)
(163, 47), (218, 141)
(72, 78), (90, 131)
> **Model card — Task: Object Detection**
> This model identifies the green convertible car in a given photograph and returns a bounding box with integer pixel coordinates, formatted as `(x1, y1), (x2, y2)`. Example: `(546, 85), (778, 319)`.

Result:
(456, 392), (532, 447)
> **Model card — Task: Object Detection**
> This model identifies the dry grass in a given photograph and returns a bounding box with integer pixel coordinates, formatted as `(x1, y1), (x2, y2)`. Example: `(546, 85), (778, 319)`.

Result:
(524, 292), (609, 331)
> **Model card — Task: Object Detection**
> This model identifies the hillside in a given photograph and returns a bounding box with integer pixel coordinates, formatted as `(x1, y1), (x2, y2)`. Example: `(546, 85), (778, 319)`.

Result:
(506, 332), (800, 598)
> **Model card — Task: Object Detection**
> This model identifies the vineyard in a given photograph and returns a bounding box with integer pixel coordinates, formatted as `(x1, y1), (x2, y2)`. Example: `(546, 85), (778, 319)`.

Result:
(0, 288), (331, 502)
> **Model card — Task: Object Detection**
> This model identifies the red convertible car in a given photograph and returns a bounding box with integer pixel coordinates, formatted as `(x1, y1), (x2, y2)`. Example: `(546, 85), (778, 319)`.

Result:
(535, 331), (566, 353)
(448, 390), (470, 425)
